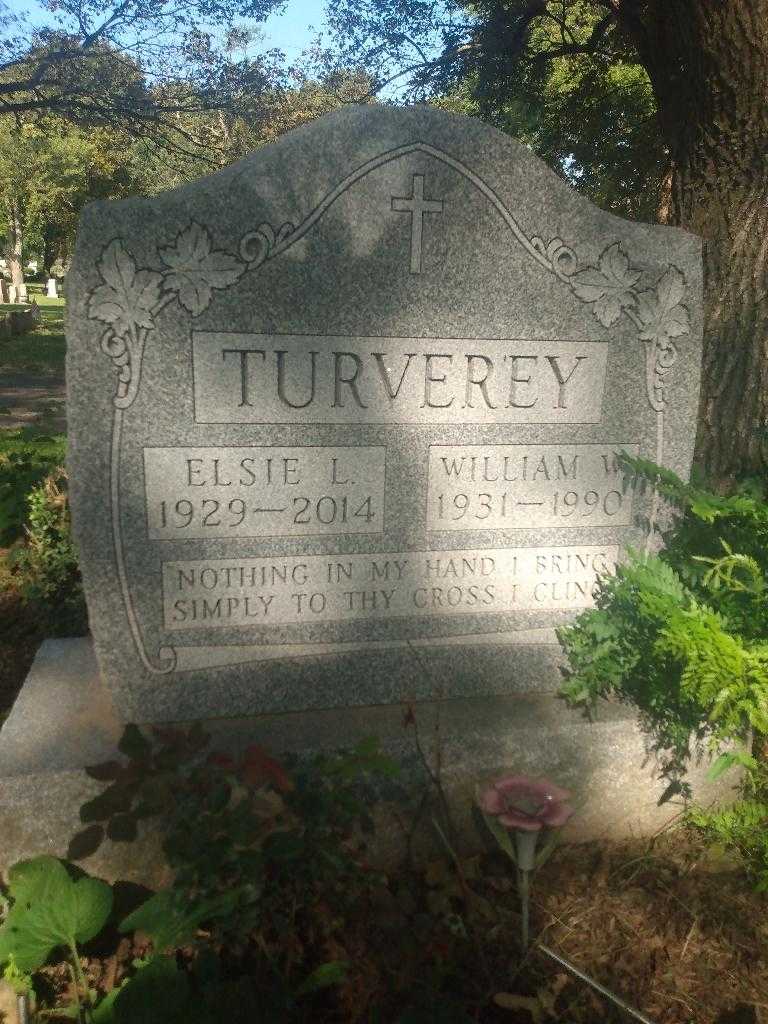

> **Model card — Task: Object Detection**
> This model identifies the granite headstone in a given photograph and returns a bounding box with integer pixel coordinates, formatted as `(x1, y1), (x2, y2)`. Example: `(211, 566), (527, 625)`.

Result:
(66, 105), (702, 727)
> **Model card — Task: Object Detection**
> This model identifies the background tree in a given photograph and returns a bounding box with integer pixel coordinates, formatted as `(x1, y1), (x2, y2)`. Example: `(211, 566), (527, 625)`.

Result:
(0, 0), (287, 148)
(433, 13), (664, 221)
(0, 116), (137, 284)
(130, 70), (374, 194)
(0, 0), (372, 275)
(323, 0), (768, 481)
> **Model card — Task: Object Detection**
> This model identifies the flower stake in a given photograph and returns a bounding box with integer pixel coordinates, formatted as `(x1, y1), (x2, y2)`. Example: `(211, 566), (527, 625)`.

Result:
(478, 775), (574, 949)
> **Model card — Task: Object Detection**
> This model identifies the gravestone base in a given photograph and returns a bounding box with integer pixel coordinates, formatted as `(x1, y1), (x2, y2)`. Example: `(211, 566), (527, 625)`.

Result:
(0, 638), (735, 884)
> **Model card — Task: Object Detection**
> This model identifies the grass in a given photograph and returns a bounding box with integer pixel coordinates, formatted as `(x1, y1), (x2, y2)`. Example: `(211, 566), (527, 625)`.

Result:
(0, 294), (66, 376)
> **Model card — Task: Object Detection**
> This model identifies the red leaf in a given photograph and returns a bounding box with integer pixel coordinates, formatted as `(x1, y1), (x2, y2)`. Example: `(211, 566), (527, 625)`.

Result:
(241, 746), (292, 792)
(207, 753), (236, 771)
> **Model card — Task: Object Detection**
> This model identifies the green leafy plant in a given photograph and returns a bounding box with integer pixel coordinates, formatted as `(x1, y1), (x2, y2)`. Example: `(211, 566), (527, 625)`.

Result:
(560, 460), (768, 885)
(625, 457), (768, 643)
(0, 831), (359, 1023)
(2, 954), (32, 997)
(5, 466), (86, 634)
(560, 553), (768, 790)
(687, 759), (768, 891)
(91, 950), (350, 1024)
(0, 855), (344, 1024)
(70, 722), (298, 940)
(118, 888), (240, 955)
(560, 461), (768, 790)
(11, 469), (82, 595)
(0, 856), (112, 1021)
(67, 724), (398, 1015)
(72, 725), (397, 904)
(0, 429), (66, 545)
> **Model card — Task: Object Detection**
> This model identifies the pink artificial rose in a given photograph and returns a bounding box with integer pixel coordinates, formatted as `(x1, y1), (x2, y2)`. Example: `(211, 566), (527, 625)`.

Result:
(480, 774), (574, 832)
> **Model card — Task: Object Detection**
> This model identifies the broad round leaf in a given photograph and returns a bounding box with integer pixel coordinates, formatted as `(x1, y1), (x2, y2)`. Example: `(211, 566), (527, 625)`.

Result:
(114, 957), (190, 1024)
(120, 890), (239, 953)
(73, 876), (114, 944)
(0, 857), (113, 971)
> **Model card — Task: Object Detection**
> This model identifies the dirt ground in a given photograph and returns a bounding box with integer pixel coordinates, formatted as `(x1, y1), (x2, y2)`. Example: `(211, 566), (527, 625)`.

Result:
(1, 301), (764, 1024)
(0, 371), (67, 433)
(30, 828), (766, 1024)
(1, 591), (765, 1023)
(531, 830), (765, 1023)
(0, 295), (67, 431)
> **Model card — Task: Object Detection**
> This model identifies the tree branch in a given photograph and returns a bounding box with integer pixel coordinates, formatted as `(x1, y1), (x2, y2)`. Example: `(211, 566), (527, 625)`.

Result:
(81, 0), (132, 48)
(534, 11), (615, 61)
(508, 0), (550, 60)
(595, 0), (649, 54)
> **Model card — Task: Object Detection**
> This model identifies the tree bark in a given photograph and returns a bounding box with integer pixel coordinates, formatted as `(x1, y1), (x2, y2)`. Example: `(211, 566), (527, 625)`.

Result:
(621, 0), (768, 483)
(6, 199), (25, 291)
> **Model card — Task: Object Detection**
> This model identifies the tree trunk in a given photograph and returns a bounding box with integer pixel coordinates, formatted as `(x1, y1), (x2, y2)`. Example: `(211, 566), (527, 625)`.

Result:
(623, 0), (768, 483)
(6, 199), (24, 290)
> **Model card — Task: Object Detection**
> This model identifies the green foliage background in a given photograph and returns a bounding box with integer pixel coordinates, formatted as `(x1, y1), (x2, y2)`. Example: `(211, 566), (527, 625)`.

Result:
(560, 461), (768, 781)
(0, 430), (67, 545)
(434, 4), (665, 219)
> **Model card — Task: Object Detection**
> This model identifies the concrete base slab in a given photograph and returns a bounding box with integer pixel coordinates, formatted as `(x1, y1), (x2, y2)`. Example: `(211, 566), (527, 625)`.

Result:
(0, 638), (736, 882)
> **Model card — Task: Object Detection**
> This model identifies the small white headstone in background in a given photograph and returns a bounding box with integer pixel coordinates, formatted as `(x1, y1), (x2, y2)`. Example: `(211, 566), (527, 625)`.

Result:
(46, 278), (59, 298)
(16, 284), (27, 303)
(7, 284), (17, 304)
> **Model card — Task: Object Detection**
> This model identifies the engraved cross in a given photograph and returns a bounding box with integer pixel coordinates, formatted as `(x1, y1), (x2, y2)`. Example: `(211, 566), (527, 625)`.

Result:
(391, 174), (444, 274)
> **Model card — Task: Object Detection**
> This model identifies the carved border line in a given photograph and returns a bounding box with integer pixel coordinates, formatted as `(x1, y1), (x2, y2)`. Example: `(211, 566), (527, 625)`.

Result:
(89, 141), (691, 675)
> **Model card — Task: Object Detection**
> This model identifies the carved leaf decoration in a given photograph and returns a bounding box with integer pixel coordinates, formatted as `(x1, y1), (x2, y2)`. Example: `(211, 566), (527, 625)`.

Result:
(159, 222), (244, 316)
(276, 222), (295, 244)
(636, 266), (690, 342)
(570, 242), (641, 327)
(89, 240), (163, 338)
(258, 223), (276, 249)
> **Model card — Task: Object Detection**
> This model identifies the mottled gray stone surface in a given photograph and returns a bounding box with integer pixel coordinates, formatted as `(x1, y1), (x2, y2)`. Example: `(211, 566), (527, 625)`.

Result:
(0, 639), (733, 882)
(66, 105), (703, 723)
(0, 639), (121, 776)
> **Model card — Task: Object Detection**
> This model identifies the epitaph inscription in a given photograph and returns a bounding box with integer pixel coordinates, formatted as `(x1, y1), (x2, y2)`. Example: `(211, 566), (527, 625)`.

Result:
(163, 546), (618, 630)
(67, 104), (703, 722)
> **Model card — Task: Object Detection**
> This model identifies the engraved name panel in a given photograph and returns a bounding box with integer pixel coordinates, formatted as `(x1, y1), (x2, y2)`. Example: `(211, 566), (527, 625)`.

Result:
(192, 333), (609, 424)
(163, 545), (618, 629)
(427, 443), (640, 531)
(144, 446), (385, 539)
